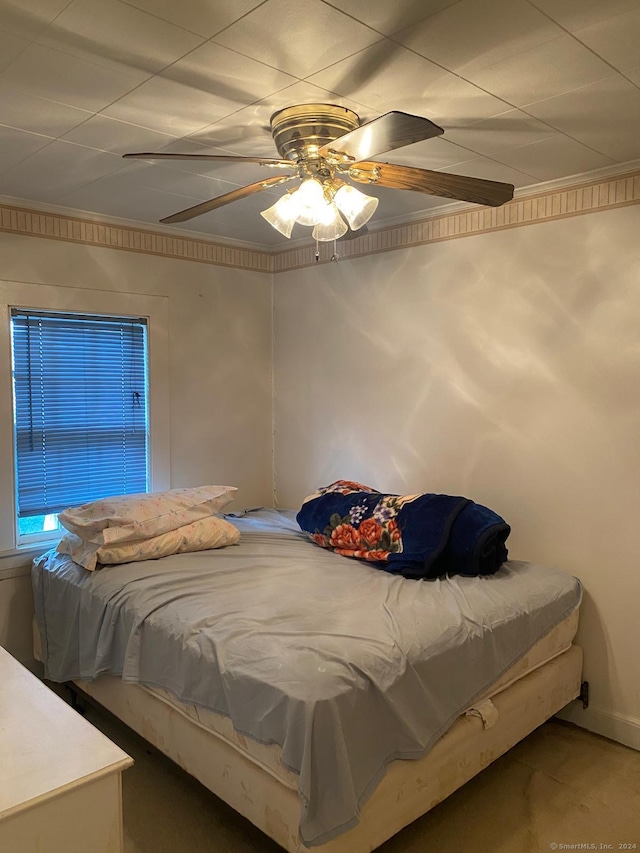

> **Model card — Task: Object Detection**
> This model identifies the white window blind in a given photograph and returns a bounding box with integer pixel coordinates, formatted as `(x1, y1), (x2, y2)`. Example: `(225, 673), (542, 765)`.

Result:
(11, 309), (149, 521)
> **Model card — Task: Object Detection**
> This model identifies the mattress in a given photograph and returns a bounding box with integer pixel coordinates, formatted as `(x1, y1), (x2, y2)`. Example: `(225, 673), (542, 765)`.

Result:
(106, 606), (580, 790)
(73, 645), (582, 853)
(32, 508), (583, 846)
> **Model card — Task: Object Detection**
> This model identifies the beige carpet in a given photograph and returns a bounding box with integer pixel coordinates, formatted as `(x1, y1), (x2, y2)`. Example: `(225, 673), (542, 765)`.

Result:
(81, 701), (640, 853)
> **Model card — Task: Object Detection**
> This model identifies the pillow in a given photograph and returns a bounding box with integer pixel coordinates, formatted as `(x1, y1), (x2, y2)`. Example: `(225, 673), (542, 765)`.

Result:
(58, 485), (236, 546)
(57, 515), (240, 571)
(296, 480), (510, 579)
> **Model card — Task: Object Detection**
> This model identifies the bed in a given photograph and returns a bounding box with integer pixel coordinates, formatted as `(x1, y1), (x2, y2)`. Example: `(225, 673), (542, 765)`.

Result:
(32, 507), (583, 852)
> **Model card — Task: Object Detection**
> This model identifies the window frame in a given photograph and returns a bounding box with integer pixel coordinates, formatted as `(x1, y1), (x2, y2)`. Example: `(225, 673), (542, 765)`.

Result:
(11, 308), (151, 546)
(0, 283), (170, 563)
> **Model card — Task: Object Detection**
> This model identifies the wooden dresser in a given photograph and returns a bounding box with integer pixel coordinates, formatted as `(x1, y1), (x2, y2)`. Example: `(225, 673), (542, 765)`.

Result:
(0, 647), (133, 852)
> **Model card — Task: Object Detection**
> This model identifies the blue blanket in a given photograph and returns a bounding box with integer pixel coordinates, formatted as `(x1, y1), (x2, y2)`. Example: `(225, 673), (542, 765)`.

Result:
(296, 480), (510, 579)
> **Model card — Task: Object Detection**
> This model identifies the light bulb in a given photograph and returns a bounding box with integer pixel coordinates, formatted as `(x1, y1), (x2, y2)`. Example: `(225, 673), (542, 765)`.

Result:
(260, 192), (299, 238)
(294, 178), (327, 226)
(334, 184), (379, 230)
(312, 203), (348, 241)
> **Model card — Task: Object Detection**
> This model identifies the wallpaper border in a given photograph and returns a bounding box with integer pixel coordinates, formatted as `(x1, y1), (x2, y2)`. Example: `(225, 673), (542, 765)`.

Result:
(0, 204), (272, 273)
(273, 168), (640, 271)
(1, 168), (639, 274)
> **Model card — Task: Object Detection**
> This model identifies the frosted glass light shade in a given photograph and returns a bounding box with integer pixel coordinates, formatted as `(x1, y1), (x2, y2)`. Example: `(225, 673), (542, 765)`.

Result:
(312, 203), (348, 241)
(261, 179), (377, 239)
(260, 192), (299, 238)
(334, 184), (379, 230)
(294, 178), (326, 226)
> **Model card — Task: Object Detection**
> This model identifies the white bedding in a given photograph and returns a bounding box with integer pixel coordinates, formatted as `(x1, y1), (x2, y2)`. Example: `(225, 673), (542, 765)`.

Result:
(32, 508), (582, 847)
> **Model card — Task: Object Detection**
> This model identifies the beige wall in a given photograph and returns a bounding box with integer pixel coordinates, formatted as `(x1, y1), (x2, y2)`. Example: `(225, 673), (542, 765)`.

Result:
(0, 232), (273, 665)
(2, 201), (639, 749)
(0, 573), (38, 670)
(0, 232), (274, 512)
(273, 204), (640, 749)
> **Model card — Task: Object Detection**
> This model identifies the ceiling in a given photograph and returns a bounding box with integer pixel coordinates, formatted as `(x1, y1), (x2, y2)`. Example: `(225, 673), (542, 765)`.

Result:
(0, 0), (639, 249)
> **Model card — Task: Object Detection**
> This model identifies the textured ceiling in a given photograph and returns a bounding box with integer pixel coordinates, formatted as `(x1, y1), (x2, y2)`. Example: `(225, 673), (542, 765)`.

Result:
(0, 0), (639, 248)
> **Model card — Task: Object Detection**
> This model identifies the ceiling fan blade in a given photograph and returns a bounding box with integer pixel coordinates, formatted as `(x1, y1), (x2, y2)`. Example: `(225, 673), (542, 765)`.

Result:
(160, 175), (296, 224)
(349, 161), (514, 207)
(123, 152), (293, 168)
(318, 111), (443, 161)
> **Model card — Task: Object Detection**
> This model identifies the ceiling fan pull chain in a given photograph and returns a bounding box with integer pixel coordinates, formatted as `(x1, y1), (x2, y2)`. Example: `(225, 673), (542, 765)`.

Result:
(315, 237), (320, 263)
(331, 238), (340, 263)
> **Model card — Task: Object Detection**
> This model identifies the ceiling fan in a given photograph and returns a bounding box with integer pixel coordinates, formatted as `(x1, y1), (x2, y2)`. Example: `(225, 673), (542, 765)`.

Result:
(123, 104), (514, 241)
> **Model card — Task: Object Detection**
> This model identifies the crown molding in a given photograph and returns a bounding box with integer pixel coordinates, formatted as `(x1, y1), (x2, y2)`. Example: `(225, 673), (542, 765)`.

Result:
(272, 166), (640, 272)
(1, 164), (639, 275)
(0, 200), (273, 273)
(0, 193), (272, 252)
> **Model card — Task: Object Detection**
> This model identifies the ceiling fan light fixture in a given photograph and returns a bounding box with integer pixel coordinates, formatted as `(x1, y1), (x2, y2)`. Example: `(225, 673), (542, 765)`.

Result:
(260, 192), (299, 238)
(312, 203), (348, 242)
(126, 105), (515, 233)
(334, 184), (379, 230)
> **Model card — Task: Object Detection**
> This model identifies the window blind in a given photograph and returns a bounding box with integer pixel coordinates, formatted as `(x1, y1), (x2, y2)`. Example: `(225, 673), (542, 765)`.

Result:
(11, 309), (149, 518)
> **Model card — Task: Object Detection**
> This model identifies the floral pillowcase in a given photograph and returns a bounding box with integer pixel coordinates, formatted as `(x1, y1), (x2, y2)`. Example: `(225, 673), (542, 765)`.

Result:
(58, 485), (237, 545)
(57, 514), (240, 571)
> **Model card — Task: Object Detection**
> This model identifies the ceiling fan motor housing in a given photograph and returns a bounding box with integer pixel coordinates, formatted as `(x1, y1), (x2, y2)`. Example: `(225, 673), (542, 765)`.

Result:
(270, 104), (360, 161)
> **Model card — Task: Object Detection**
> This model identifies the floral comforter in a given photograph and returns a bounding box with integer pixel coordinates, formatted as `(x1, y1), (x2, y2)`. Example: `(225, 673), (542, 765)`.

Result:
(296, 480), (510, 578)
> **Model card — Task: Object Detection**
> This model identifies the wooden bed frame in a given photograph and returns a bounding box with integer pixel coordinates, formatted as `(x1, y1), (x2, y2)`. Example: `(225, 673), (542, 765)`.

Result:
(72, 644), (582, 852)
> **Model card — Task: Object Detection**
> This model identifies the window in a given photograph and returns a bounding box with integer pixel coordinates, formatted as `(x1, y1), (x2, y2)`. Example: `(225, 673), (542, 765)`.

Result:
(11, 309), (149, 544)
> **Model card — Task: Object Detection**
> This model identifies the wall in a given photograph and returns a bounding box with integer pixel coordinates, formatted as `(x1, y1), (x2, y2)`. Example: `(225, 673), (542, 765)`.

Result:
(273, 204), (640, 749)
(2, 195), (639, 748)
(0, 231), (273, 666)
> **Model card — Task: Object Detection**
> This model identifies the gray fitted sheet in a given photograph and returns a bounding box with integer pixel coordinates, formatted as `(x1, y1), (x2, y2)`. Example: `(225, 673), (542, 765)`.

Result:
(32, 508), (582, 847)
